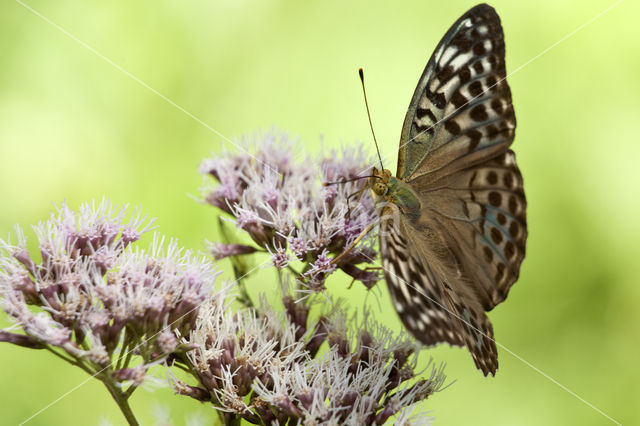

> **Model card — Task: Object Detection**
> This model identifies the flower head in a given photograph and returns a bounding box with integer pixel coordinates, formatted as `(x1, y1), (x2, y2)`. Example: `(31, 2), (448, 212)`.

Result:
(173, 290), (447, 425)
(0, 199), (220, 386)
(200, 130), (380, 291)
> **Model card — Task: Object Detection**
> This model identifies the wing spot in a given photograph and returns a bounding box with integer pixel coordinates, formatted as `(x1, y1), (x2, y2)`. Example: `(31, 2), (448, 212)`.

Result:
(473, 40), (488, 55)
(505, 241), (515, 260)
(451, 91), (468, 108)
(486, 124), (500, 139)
(471, 104), (489, 122)
(488, 55), (498, 70)
(459, 67), (472, 84)
(467, 129), (482, 152)
(503, 172), (514, 189)
(488, 191), (501, 207)
(438, 65), (454, 82)
(483, 246), (493, 262)
(487, 171), (498, 185)
(416, 107), (435, 121)
(509, 221), (519, 238)
(473, 60), (484, 74)
(469, 80), (484, 97)
(495, 262), (506, 282)
(491, 98), (504, 114)
(497, 213), (507, 225)
(490, 227), (502, 244)
(434, 92), (447, 109)
(444, 120), (461, 136)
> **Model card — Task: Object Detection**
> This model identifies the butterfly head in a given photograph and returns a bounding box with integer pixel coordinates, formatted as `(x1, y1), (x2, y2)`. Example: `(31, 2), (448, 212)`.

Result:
(369, 167), (392, 197)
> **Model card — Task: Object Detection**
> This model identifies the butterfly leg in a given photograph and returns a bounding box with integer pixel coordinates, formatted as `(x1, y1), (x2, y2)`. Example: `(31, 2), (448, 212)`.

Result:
(330, 221), (377, 266)
(345, 188), (366, 220)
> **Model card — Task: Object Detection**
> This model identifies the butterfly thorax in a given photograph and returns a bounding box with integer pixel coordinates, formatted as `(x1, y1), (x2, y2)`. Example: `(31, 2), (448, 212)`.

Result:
(369, 166), (421, 221)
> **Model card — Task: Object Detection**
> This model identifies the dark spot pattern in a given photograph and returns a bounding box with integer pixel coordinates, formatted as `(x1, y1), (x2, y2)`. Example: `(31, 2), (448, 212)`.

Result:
(490, 227), (502, 244)
(488, 191), (501, 206)
(430, 91), (447, 109)
(459, 67), (472, 84)
(470, 104), (488, 122)
(416, 107), (437, 123)
(486, 124), (499, 139)
(445, 120), (461, 135)
(473, 41), (487, 55)
(504, 241), (515, 260)
(469, 81), (484, 97)
(491, 98), (504, 114)
(451, 91), (468, 108)
(509, 221), (519, 238)
(483, 246), (493, 262)
(468, 129), (482, 151)
(503, 173), (514, 188)
(438, 65), (454, 83)
(495, 263), (505, 282)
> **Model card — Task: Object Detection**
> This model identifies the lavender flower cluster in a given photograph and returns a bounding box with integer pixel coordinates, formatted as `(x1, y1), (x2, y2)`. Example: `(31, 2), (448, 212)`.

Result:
(0, 200), (218, 400)
(0, 132), (448, 425)
(170, 291), (446, 425)
(199, 131), (380, 292)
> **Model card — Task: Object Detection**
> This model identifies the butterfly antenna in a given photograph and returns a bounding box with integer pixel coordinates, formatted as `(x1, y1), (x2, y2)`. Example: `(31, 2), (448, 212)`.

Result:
(359, 68), (384, 170)
(323, 175), (372, 186)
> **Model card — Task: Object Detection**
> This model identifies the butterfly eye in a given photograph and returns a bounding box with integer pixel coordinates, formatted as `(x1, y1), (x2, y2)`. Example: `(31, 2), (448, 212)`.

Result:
(372, 182), (387, 196)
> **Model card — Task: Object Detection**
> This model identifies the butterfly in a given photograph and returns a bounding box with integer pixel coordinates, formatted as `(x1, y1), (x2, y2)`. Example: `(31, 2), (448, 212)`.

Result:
(367, 3), (526, 376)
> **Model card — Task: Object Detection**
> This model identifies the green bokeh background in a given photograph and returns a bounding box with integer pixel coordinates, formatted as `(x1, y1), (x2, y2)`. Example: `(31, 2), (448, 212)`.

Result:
(1, 0), (637, 424)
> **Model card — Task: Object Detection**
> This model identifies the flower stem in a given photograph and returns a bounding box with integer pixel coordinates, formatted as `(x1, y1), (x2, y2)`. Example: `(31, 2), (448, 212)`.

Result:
(102, 375), (139, 426)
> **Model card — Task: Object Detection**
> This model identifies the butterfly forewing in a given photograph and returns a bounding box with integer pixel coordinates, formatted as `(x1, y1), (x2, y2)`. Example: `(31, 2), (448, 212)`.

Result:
(397, 4), (515, 183)
(379, 4), (526, 376)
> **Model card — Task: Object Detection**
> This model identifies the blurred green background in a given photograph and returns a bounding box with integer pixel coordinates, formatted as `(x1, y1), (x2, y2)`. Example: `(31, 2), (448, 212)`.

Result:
(1, 0), (638, 424)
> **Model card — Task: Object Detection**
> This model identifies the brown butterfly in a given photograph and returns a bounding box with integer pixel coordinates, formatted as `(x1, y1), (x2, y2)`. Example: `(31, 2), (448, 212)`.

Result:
(366, 3), (527, 376)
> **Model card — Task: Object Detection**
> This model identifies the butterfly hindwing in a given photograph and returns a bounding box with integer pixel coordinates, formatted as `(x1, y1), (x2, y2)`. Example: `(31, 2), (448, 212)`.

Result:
(417, 150), (527, 310)
(379, 204), (499, 375)
(397, 3), (515, 183)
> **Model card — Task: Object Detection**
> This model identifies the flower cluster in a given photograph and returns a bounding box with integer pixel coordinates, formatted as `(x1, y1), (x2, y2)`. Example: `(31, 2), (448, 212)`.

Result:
(1, 134), (448, 425)
(170, 292), (446, 425)
(0, 200), (219, 391)
(199, 131), (380, 291)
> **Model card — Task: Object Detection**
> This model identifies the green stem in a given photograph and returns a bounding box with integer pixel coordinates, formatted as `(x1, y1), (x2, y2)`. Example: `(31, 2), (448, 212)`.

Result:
(120, 341), (134, 369)
(102, 376), (139, 426)
(45, 342), (139, 424)
(287, 265), (302, 278)
(43, 346), (77, 364)
(237, 280), (254, 308)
